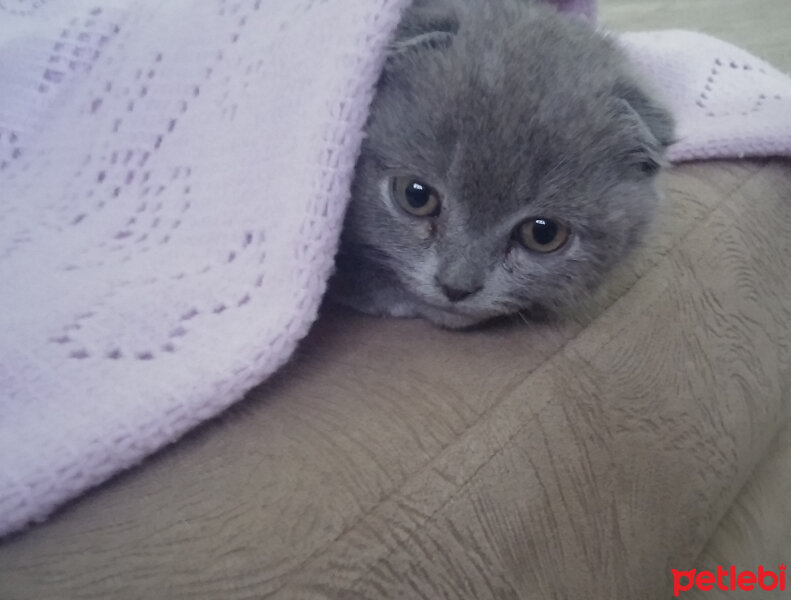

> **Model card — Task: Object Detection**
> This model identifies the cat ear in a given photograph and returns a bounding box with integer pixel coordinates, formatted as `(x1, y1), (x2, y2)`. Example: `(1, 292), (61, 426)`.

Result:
(615, 81), (676, 175)
(387, 0), (459, 58)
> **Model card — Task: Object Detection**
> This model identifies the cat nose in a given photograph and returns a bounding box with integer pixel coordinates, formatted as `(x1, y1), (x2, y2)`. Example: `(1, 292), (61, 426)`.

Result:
(439, 283), (482, 303)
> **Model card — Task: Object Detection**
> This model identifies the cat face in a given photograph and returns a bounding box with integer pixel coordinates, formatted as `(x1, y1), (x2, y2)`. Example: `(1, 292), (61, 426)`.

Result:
(342, 0), (674, 327)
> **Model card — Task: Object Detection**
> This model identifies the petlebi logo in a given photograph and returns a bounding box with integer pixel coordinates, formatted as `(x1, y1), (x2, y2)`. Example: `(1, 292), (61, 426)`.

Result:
(672, 565), (786, 597)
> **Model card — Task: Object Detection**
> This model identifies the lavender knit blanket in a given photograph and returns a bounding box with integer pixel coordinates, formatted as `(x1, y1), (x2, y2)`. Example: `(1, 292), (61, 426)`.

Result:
(1, 0), (790, 537)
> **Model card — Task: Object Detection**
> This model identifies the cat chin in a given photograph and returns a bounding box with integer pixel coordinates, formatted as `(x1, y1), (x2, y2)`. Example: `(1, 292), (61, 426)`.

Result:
(408, 308), (478, 329)
(412, 302), (503, 330)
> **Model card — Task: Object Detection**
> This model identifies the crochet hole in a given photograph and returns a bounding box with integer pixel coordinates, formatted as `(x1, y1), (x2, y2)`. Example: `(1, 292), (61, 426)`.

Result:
(180, 308), (198, 321)
(170, 326), (187, 338)
(51, 335), (72, 344)
(44, 69), (64, 83)
(72, 214), (86, 225)
(213, 304), (227, 314)
(70, 349), (90, 359)
(238, 295), (250, 307)
(137, 352), (154, 361)
(227, 251), (236, 263)
(90, 98), (102, 113)
(162, 343), (175, 353)
(106, 349), (122, 359)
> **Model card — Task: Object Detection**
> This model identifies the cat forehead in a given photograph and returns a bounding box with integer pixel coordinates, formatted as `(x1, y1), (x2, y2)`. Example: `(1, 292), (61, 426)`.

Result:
(377, 14), (628, 150)
(366, 2), (645, 202)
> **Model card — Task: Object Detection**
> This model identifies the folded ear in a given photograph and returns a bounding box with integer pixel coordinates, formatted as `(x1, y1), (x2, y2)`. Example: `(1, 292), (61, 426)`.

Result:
(615, 81), (676, 175)
(387, 0), (459, 58)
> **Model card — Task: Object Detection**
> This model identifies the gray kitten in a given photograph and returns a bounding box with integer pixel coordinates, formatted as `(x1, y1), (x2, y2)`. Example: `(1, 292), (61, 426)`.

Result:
(330, 0), (674, 329)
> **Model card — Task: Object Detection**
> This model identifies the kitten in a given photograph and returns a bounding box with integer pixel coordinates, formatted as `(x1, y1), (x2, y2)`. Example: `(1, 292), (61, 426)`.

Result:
(330, 0), (674, 329)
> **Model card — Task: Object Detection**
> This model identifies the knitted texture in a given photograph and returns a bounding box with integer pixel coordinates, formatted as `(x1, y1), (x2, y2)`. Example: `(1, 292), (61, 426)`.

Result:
(0, 0), (412, 537)
(620, 31), (791, 161)
(0, 0), (790, 537)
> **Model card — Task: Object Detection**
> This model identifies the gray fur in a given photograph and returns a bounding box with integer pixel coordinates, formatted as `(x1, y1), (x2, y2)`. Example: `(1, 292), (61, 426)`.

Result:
(330, 0), (674, 329)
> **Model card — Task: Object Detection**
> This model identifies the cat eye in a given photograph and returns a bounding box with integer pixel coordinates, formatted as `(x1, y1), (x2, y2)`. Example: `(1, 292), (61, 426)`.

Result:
(514, 218), (570, 253)
(392, 177), (441, 217)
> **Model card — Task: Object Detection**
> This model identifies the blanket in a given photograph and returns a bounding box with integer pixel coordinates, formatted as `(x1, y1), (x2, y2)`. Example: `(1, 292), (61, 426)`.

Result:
(1, 0), (790, 537)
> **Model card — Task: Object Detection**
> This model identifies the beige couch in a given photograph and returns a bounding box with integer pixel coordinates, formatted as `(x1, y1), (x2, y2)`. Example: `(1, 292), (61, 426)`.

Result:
(1, 2), (789, 599)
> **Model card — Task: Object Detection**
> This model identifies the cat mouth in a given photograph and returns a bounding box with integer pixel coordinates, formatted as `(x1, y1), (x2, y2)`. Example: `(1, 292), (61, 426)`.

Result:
(400, 274), (513, 320)
(413, 297), (516, 329)
(420, 295), (510, 320)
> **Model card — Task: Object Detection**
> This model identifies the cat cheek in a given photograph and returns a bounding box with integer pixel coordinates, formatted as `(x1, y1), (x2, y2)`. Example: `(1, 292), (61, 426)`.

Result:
(502, 247), (520, 274)
(414, 220), (436, 242)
